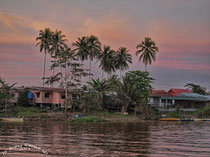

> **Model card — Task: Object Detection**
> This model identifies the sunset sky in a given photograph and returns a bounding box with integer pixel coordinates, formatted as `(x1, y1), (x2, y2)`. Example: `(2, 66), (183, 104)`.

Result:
(0, 0), (210, 90)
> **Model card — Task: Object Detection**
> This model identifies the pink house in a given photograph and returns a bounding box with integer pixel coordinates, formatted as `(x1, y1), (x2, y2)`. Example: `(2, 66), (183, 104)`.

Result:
(12, 86), (67, 109)
(28, 86), (66, 108)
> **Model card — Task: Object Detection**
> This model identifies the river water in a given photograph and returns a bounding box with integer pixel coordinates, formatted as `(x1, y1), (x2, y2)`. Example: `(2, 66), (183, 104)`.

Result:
(0, 121), (210, 157)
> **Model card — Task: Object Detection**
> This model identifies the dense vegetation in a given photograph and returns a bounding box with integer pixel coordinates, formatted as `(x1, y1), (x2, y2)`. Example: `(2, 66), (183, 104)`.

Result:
(35, 28), (159, 117)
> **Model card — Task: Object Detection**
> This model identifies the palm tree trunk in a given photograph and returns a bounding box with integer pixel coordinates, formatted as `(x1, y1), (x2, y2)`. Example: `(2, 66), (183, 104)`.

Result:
(89, 60), (92, 81)
(64, 61), (68, 117)
(42, 50), (47, 87)
(51, 57), (56, 87)
(80, 61), (83, 86)
(145, 65), (147, 72)
(4, 97), (7, 115)
(101, 71), (104, 79)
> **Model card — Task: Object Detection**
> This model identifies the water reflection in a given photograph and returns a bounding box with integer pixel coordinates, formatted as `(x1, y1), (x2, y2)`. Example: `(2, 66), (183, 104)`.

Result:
(0, 121), (210, 156)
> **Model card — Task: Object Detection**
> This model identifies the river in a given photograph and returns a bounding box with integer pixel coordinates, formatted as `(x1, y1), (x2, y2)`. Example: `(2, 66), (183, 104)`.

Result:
(0, 121), (210, 156)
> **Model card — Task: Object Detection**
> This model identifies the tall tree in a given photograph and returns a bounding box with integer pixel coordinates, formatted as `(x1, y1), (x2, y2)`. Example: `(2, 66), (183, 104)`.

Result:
(98, 45), (116, 78)
(72, 36), (89, 62)
(185, 83), (207, 95)
(136, 37), (159, 71)
(46, 46), (88, 116)
(115, 47), (132, 76)
(36, 28), (53, 87)
(50, 30), (67, 58)
(87, 35), (101, 81)
(49, 30), (68, 86)
(72, 36), (89, 85)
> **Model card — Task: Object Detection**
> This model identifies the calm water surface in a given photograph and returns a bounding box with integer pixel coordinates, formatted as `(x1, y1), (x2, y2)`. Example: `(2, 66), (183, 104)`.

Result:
(0, 121), (210, 156)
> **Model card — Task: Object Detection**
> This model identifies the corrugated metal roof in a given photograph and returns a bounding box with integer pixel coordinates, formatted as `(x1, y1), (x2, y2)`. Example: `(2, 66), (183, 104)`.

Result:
(168, 88), (192, 96)
(161, 92), (210, 101)
(150, 90), (171, 97)
(28, 86), (65, 92)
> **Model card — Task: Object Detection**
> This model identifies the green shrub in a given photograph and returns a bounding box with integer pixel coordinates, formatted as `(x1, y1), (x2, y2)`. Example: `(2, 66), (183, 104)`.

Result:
(17, 89), (30, 107)
(195, 106), (210, 118)
(13, 107), (38, 117)
(166, 112), (181, 118)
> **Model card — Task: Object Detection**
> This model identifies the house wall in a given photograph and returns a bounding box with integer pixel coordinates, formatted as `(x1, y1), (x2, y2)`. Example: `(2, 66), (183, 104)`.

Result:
(10, 88), (67, 108)
(30, 90), (64, 105)
(149, 97), (164, 108)
(10, 90), (19, 103)
(52, 92), (65, 104)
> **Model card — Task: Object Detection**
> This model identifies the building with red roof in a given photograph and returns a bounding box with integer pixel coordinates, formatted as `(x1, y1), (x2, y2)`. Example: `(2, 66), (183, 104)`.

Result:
(149, 90), (172, 108)
(168, 88), (192, 96)
(150, 90), (172, 97)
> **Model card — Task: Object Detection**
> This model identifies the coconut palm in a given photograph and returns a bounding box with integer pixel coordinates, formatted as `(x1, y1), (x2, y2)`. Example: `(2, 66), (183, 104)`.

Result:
(73, 36), (89, 62)
(72, 36), (89, 85)
(49, 30), (68, 87)
(136, 37), (159, 71)
(50, 30), (68, 58)
(115, 47), (132, 76)
(36, 28), (53, 87)
(98, 45), (116, 78)
(87, 35), (101, 81)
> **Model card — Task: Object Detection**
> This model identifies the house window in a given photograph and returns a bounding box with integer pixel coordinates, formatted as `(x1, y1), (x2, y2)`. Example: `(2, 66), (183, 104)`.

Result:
(45, 93), (50, 98)
(36, 92), (40, 98)
(61, 95), (65, 99)
(161, 99), (166, 103)
(168, 99), (172, 104)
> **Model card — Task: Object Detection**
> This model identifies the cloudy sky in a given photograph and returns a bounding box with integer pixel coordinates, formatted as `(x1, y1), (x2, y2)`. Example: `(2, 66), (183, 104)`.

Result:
(0, 0), (210, 91)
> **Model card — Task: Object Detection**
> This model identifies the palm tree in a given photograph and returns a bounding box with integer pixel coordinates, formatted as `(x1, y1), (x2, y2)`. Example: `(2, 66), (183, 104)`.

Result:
(115, 47), (132, 76)
(136, 37), (159, 71)
(50, 30), (67, 58)
(87, 35), (101, 81)
(88, 78), (109, 110)
(49, 30), (67, 86)
(98, 45), (116, 79)
(72, 36), (89, 62)
(36, 28), (53, 87)
(109, 71), (153, 115)
(72, 36), (89, 85)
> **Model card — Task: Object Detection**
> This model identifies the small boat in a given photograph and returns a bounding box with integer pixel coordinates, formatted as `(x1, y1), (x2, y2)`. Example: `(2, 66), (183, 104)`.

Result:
(203, 119), (210, 121)
(160, 118), (180, 121)
(0, 118), (24, 122)
(180, 118), (194, 122)
(194, 119), (204, 121)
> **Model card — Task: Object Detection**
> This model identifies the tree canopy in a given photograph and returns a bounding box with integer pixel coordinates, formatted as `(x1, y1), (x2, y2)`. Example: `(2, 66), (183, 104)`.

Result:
(185, 83), (208, 95)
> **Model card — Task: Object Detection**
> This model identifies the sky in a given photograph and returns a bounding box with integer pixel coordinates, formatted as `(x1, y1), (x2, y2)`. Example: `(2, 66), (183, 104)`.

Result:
(0, 0), (210, 91)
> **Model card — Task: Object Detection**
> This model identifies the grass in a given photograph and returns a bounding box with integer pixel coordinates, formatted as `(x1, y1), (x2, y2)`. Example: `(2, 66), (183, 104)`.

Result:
(192, 106), (210, 118)
(12, 106), (47, 117)
(71, 116), (107, 122)
(87, 110), (141, 122)
(166, 112), (182, 118)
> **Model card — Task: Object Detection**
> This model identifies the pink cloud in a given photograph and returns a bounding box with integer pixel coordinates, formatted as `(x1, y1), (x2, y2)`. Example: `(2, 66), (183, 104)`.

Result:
(154, 60), (210, 71)
(77, 13), (140, 50)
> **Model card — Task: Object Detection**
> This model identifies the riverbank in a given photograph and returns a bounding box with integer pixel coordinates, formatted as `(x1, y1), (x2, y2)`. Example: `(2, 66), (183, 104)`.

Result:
(0, 107), (145, 122)
(1, 106), (210, 122)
